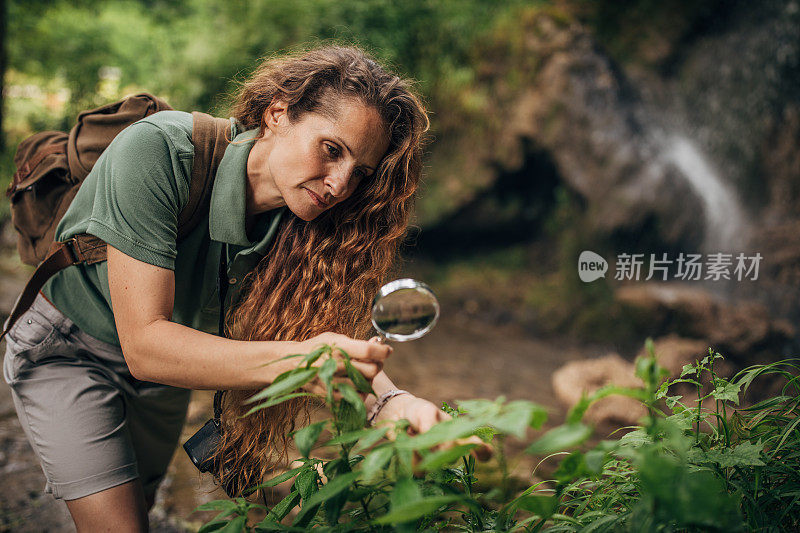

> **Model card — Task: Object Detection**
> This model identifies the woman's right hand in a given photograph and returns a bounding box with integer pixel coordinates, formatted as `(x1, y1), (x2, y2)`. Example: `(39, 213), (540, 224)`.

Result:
(298, 332), (391, 395)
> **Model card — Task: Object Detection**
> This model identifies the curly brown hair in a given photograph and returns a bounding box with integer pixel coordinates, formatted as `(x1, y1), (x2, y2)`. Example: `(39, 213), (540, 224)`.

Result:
(212, 45), (429, 496)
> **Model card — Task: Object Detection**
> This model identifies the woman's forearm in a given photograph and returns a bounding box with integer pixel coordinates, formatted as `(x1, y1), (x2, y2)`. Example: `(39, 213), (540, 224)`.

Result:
(364, 370), (401, 411)
(125, 318), (301, 390)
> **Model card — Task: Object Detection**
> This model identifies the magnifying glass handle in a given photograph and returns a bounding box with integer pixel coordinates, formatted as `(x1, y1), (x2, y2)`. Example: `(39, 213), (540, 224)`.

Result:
(370, 334), (387, 344)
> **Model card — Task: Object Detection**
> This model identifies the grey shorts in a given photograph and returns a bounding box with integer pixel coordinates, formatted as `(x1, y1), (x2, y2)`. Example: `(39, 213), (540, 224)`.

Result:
(2, 293), (191, 501)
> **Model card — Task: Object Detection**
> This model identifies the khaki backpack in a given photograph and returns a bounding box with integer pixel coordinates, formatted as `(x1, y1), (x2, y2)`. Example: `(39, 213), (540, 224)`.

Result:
(2, 93), (232, 339)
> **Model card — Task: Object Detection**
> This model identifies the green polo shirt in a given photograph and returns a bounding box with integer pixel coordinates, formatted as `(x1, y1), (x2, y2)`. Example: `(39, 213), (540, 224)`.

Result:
(42, 110), (284, 346)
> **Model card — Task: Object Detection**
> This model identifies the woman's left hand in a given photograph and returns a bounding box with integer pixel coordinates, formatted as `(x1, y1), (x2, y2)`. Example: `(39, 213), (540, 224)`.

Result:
(375, 394), (447, 434)
(375, 394), (492, 461)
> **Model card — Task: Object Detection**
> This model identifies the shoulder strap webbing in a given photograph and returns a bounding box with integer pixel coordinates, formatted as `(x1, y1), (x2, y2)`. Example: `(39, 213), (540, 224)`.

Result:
(1, 113), (232, 340)
(178, 112), (232, 240)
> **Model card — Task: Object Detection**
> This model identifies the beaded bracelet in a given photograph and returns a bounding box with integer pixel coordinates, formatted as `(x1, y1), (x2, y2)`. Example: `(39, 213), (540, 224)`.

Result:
(367, 389), (409, 426)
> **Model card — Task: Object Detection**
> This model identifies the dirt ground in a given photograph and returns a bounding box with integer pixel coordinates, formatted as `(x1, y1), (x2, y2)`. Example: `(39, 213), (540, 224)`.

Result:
(0, 242), (611, 532)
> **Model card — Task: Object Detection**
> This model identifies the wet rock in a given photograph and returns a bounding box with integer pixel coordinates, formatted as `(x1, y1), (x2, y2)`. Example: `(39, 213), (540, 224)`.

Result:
(494, 14), (709, 249)
(648, 0), (800, 214)
(754, 214), (800, 322)
(551, 353), (645, 426)
(763, 105), (800, 223)
(423, 1), (800, 255)
(615, 283), (795, 359)
(422, 9), (727, 250)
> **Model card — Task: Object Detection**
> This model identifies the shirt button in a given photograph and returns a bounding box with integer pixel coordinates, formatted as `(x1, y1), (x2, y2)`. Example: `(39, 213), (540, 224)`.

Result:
(228, 277), (237, 285)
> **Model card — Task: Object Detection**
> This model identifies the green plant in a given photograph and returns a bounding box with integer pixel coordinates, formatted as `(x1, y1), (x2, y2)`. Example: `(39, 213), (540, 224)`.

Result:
(193, 344), (547, 531)
(193, 342), (800, 532)
(530, 345), (800, 532)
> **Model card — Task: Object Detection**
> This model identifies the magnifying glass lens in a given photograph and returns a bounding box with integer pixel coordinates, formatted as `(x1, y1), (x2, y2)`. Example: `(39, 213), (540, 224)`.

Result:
(371, 279), (440, 342)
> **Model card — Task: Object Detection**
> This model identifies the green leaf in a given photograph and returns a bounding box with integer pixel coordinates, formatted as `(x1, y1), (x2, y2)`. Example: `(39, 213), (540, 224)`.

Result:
(664, 395), (683, 409)
(553, 451), (587, 483)
(354, 426), (390, 452)
(491, 401), (546, 438)
(417, 444), (477, 471)
(318, 357), (337, 387)
(711, 379), (742, 405)
(391, 477), (421, 511)
(291, 472), (358, 527)
(301, 471), (359, 509)
(516, 495), (558, 519)
(474, 426), (497, 443)
(245, 369), (319, 404)
(634, 353), (668, 389)
(267, 490), (301, 521)
(373, 495), (462, 525)
(457, 399), (501, 419)
(526, 423), (592, 454)
(584, 449), (607, 474)
(242, 392), (316, 417)
(337, 382), (366, 410)
(645, 337), (655, 357)
(342, 351), (374, 395)
(529, 407), (548, 429)
(398, 418), (483, 450)
(395, 442), (414, 477)
(359, 445), (394, 482)
(680, 364), (697, 377)
(301, 344), (329, 367)
(249, 466), (305, 491)
(322, 457), (345, 480)
(687, 441), (766, 468)
(293, 421), (327, 458)
(294, 468), (319, 501)
(291, 502), (321, 529)
(218, 516), (247, 533)
(323, 427), (378, 447)
(638, 448), (743, 529)
(323, 485), (349, 524)
(198, 520), (229, 533)
(336, 382), (367, 430)
(566, 394), (592, 424)
(195, 500), (238, 513)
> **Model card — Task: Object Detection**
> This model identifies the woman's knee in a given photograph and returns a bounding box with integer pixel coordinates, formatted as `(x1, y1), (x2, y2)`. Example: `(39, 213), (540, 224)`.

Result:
(65, 479), (149, 532)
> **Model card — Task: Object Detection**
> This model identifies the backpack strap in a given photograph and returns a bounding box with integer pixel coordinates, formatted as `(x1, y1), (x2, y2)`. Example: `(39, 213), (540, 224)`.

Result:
(1, 113), (232, 340)
(178, 112), (232, 240)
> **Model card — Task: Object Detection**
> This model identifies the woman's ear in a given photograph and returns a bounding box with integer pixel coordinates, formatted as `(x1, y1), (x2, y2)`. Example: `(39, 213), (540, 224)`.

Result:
(263, 99), (290, 134)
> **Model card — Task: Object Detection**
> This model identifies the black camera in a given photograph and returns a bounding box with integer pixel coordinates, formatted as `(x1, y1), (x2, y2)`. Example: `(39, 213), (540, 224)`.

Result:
(183, 416), (221, 473)
(184, 390), (224, 473)
(183, 411), (240, 498)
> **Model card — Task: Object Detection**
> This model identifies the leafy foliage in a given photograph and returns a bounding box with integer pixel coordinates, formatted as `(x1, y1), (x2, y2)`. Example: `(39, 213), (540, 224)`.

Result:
(6, 0), (528, 115)
(193, 342), (800, 531)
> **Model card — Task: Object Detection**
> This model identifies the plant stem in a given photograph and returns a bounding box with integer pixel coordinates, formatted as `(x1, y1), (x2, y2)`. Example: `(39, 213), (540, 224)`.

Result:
(696, 360), (703, 444)
(359, 494), (372, 521)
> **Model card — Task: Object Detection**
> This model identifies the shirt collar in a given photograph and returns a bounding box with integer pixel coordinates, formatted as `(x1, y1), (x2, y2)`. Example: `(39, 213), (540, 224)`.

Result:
(208, 124), (283, 252)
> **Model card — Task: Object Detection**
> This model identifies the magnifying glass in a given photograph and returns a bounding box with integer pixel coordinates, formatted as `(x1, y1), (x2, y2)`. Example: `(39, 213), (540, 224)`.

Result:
(371, 278), (440, 342)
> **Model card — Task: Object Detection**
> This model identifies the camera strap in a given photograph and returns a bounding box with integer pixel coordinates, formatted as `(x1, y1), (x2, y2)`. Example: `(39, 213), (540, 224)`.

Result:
(212, 244), (228, 423)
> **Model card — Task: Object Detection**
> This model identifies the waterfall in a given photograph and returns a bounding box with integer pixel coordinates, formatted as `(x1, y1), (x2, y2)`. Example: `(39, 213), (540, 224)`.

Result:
(661, 135), (750, 250)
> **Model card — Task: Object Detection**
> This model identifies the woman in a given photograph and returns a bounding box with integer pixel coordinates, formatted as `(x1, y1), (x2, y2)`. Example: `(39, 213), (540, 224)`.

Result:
(3, 46), (456, 531)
